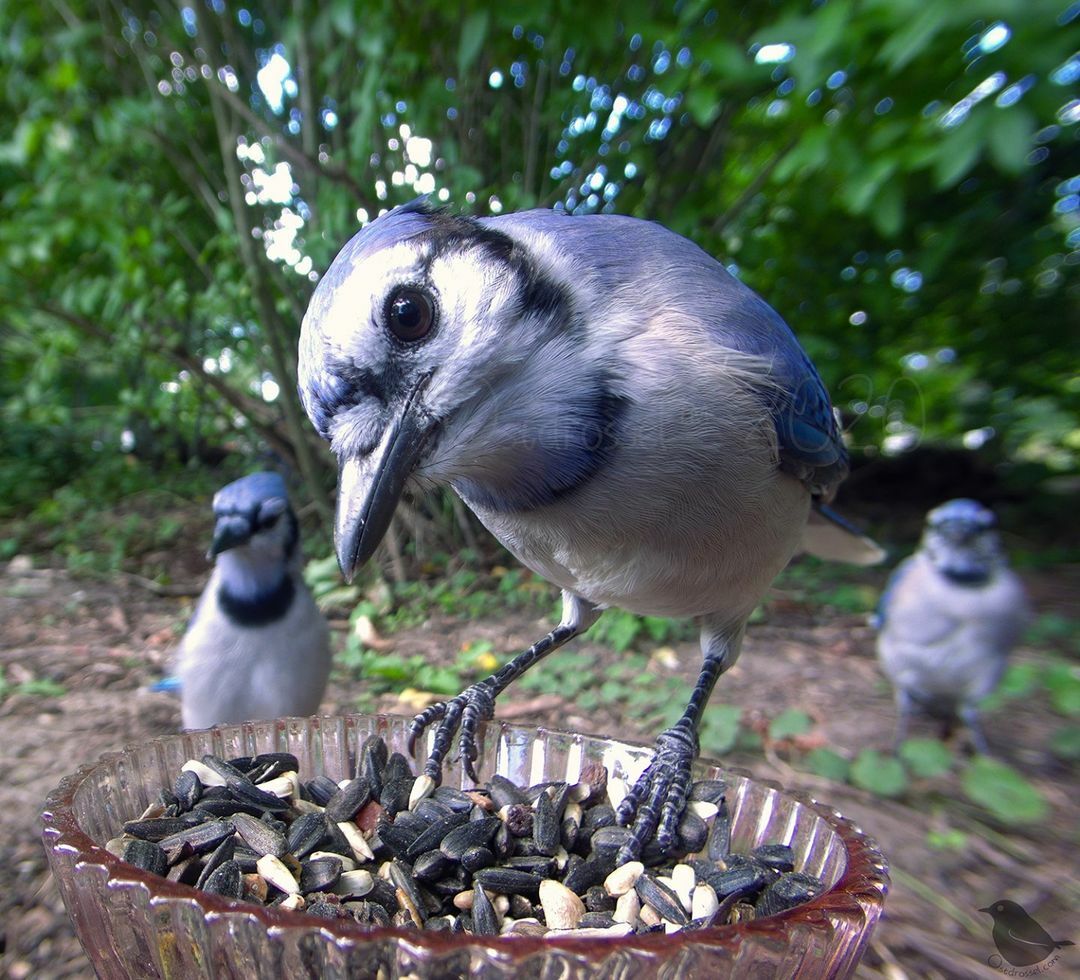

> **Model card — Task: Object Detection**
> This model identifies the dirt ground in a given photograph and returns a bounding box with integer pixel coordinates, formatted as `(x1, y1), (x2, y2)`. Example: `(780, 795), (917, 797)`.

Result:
(0, 555), (1076, 979)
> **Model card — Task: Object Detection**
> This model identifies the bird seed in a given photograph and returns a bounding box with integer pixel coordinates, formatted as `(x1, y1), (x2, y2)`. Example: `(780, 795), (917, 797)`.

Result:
(107, 741), (826, 937)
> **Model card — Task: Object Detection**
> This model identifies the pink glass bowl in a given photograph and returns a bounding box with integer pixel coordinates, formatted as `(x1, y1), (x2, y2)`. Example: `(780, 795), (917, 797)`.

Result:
(41, 713), (888, 978)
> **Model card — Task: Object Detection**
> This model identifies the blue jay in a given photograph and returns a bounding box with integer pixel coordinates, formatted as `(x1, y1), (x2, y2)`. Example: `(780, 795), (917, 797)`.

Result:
(297, 201), (880, 860)
(176, 472), (331, 730)
(876, 499), (1029, 754)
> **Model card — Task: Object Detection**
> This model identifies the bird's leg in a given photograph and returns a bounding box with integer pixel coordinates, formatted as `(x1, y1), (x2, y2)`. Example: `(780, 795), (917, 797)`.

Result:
(408, 592), (599, 783)
(616, 624), (742, 864)
(893, 690), (914, 752)
(959, 703), (991, 755)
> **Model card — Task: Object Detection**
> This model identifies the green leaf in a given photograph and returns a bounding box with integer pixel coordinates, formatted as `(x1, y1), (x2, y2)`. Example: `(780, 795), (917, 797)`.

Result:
(1049, 725), (1080, 760)
(871, 182), (904, 238)
(768, 708), (814, 740)
(997, 662), (1041, 699)
(684, 87), (721, 127)
(804, 747), (850, 782)
(933, 118), (984, 189)
(15, 678), (66, 697)
(850, 749), (908, 797)
(877, 6), (950, 73)
(458, 11), (489, 76)
(700, 704), (742, 757)
(898, 738), (954, 778)
(1045, 663), (1080, 716)
(961, 757), (1048, 825)
(926, 828), (968, 851)
(987, 108), (1035, 174)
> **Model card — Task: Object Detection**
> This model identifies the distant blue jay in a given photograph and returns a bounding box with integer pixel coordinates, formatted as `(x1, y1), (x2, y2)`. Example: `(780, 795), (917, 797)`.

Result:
(176, 472), (331, 730)
(297, 201), (881, 861)
(876, 499), (1029, 754)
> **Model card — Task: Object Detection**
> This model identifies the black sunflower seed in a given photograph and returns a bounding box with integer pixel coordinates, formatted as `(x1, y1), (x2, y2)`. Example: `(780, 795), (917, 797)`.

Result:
(121, 838), (168, 877)
(203, 860), (244, 899)
(675, 810), (709, 853)
(286, 812), (327, 859)
(194, 836), (236, 890)
(440, 817), (501, 861)
(324, 779), (373, 823)
(305, 775), (340, 807)
(157, 819), (235, 858)
(412, 798), (454, 824)
(503, 854), (555, 876)
(412, 849), (455, 883)
(689, 779), (727, 804)
(122, 817), (191, 841)
(231, 812), (288, 858)
(635, 872), (688, 925)
(173, 769), (202, 812)
(377, 819), (422, 858)
(368, 876), (402, 914)
(579, 911), (616, 929)
(707, 799), (732, 860)
(228, 778), (291, 813)
(357, 736), (388, 797)
(460, 845), (494, 873)
(488, 774), (528, 809)
(471, 882), (499, 936)
(404, 810), (471, 859)
(750, 843), (796, 873)
(430, 786), (475, 813)
(700, 861), (776, 900)
(582, 803), (616, 832)
(755, 872), (824, 917)
(472, 867), (543, 899)
(299, 856), (343, 893)
(389, 859), (429, 923)
(383, 752), (413, 785)
(563, 855), (616, 895)
(192, 798), (265, 820)
(584, 885), (616, 912)
(533, 792), (560, 857)
(379, 776), (414, 818)
(199, 755), (249, 784)
(588, 825), (633, 861)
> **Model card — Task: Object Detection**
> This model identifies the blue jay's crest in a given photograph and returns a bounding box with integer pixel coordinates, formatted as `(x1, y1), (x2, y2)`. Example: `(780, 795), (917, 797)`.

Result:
(213, 471), (289, 517)
(209, 471), (297, 562)
(922, 498), (1002, 584)
(928, 498), (996, 530)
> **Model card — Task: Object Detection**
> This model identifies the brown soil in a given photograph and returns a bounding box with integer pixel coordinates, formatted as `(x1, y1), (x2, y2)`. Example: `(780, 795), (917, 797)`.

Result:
(0, 558), (1076, 979)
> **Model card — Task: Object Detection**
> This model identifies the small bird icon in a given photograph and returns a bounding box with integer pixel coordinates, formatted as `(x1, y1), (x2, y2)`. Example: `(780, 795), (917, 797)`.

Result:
(979, 900), (1074, 966)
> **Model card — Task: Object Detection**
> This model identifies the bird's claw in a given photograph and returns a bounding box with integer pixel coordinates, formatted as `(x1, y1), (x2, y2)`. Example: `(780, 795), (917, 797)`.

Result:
(407, 680), (498, 784)
(615, 721), (697, 864)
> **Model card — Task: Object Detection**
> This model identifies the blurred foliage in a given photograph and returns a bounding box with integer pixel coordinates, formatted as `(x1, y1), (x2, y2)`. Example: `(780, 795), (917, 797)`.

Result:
(1, 0), (1078, 557)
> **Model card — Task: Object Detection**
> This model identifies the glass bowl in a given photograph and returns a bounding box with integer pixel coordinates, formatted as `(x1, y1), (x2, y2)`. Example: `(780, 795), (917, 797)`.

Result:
(41, 713), (888, 978)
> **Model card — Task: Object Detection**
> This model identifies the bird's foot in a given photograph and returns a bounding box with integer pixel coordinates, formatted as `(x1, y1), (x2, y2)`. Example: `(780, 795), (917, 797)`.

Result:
(407, 679), (498, 784)
(614, 719), (697, 864)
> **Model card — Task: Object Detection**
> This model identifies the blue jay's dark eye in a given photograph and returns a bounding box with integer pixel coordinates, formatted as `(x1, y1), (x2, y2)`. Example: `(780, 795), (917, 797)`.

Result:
(386, 288), (435, 342)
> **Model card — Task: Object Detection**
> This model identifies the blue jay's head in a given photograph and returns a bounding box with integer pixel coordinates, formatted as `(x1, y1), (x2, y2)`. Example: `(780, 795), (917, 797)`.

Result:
(921, 498), (1002, 584)
(209, 472), (298, 564)
(299, 200), (624, 581)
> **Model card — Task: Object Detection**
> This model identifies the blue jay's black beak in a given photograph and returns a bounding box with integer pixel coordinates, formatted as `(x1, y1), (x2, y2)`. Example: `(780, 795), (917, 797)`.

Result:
(335, 374), (436, 583)
(208, 515), (252, 559)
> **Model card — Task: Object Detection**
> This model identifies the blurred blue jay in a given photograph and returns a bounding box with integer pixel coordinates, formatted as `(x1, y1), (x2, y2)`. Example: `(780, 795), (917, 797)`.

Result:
(297, 201), (881, 860)
(876, 499), (1029, 754)
(176, 472), (331, 730)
